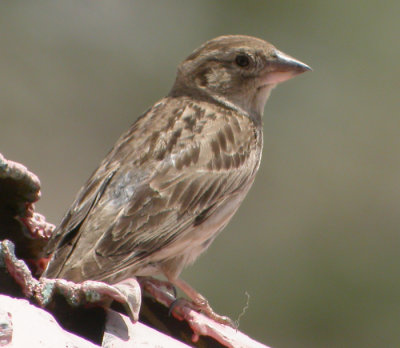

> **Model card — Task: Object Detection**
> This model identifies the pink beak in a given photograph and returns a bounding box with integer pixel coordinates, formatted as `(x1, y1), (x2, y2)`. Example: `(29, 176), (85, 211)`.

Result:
(262, 50), (311, 85)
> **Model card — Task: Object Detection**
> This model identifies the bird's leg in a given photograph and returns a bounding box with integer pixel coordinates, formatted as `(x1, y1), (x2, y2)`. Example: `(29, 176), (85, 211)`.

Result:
(139, 276), (177, 299)
(169, 277), (235, 327)
(141, 274), (234, 327)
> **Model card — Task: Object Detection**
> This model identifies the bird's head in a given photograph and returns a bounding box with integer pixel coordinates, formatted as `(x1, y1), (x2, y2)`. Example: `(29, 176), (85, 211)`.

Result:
(170, 35), (311, 120)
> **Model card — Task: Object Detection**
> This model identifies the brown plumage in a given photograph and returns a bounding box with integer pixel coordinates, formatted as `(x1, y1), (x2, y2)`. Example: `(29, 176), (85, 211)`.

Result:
(43, 35), (310, 293)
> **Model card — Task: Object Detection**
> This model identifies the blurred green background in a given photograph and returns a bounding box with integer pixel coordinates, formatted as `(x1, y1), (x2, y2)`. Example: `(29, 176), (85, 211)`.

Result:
(1, 1), (399, 347)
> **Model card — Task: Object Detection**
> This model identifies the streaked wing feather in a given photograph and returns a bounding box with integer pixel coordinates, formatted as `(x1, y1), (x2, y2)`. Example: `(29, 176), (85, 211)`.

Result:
(42, 167), (117, 277)
(45, 98), (261, 282)
(86, 103), (259, 280)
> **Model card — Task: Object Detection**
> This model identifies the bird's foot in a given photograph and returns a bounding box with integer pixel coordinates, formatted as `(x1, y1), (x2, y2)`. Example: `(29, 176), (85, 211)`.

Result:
(170, 297), (236, 328)
(38, 277), (142, 322)
(141, 275), (235, 326)
(142, 278), (240, 345)
(0, 240), (141, 322)
(169, 276), (236, 327)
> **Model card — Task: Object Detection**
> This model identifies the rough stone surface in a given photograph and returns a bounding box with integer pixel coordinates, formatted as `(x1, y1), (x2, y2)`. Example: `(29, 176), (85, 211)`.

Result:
(0, 294), (99, 348)
(103, 309), (191, 348)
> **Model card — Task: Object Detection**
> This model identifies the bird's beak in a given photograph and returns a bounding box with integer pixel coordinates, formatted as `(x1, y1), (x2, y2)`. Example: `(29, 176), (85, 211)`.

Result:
(261, 50), (311, 85)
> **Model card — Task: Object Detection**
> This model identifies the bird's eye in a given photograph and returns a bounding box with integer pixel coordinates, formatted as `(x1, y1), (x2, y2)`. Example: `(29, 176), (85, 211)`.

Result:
(235, 54), (250, 67)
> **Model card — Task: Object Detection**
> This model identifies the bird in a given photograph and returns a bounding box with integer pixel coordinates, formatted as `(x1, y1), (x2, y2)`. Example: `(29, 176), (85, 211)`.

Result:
(42, 35), (310, 323)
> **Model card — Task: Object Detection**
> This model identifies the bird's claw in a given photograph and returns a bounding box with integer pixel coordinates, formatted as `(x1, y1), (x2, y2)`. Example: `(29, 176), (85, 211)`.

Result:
(170, 297), (236, 328)
(39, 278), (142, 322)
